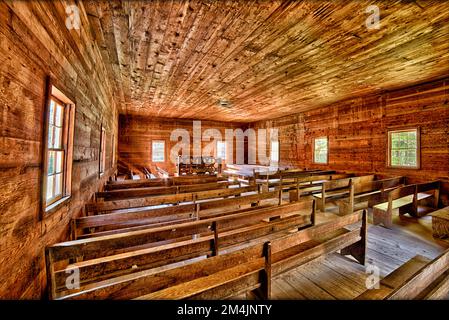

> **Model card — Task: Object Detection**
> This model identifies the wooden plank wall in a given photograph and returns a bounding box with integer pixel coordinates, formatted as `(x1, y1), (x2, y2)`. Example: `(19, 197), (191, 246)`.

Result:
(118, 114), (247, 174)
(250, 78), (449, 185)
(0, 2), (118, 298)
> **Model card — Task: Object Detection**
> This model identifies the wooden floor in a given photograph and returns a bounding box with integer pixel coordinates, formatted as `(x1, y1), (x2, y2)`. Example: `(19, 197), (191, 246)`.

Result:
(265, 200), (449, 300)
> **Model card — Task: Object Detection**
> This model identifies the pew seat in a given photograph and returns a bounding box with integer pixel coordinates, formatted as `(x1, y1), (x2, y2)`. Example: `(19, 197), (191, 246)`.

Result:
(356, 248), (449, 300)
(56, 211), (365, 300)
(337, 177), (405, 216)
(373, 181), (440, 228)
(430, 206), (449, 239)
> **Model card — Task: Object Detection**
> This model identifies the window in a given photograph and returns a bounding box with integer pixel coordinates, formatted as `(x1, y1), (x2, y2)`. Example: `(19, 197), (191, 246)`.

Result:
(111, 134), (115, 168)
(152, 141), (165, 162)
(270, 140), (279, 163)
(314, 137), (328, 164)
(99, 126), (106, 176)
(388, 128), (420, 168)
(217, 141), (226, 161)
(42, 84), (75, 214)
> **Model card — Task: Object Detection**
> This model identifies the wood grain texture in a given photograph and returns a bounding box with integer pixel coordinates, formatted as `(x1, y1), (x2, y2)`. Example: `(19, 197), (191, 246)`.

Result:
(85, 0), (449, 122)
(118, 114), (246, 174)
(250, 78), (449, 186)
(0, 1), (118, 298)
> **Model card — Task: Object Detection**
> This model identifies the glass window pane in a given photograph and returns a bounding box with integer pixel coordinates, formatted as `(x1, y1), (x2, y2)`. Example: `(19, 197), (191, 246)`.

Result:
(49, 100), (55, 125)
(390, 130), (418, 167)
(55, 104), (64, 127)
(55, 151), (63, 173)
(48, 151), (55, 175)
(48, 125), (54, 148)
(54, 173), (63, 197)
(46, 175), (54, 201)
(54, 127), (62, 149)
(314, 138), (328, 163)
(152, 141), (165, 162)
(271, 141), (279, 162)
(217, 142), (226, 160)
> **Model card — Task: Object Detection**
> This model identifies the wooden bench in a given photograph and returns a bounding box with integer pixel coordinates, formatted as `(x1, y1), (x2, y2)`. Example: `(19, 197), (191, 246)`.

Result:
(337, 177), (405, 216)
(288, 173), (354, 202)
(257, 170), (337, 192)
(46, 200), (316, 300)
(96, 180), (240, 201)
(356, 248), (449, 300)
(105, 175), (227, 191)
(73, 190), (282, 240)
(430, 206), (449, 239)
(373, 181), (440, 228)
(86, 185), (259, 216)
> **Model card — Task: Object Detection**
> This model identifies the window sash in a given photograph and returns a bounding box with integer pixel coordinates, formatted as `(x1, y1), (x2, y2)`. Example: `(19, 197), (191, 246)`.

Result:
(217, 141), (226, 160)
(99, 127), (106, 174)
(388, 129), (419, 168)
(46, 97), (67, 207)
(270, 141), (279, 163)
(152, 141), (165, 162)
(314, 137), (328, 164)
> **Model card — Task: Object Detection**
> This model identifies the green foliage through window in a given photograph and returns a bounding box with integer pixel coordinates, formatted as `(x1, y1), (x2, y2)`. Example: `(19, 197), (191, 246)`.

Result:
(389, 130), (418, 168)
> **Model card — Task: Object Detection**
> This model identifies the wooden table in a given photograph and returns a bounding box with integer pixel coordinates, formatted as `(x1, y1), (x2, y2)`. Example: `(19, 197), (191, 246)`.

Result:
(430, 206), (449, 239)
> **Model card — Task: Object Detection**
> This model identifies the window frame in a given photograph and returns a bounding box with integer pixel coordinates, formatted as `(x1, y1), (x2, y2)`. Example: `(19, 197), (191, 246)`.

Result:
(99, 125), (106, 176)
(313, 136), (329, 165)
(41, 81), (75, 218)
(45, 96), (67, 206)
(152, 140), (166, 163)
(387, 127), (421, 169)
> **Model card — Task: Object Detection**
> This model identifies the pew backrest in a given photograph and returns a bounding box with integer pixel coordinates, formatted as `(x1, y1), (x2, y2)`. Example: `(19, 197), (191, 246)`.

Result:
(47, 200), (316, 299)
(74, 190), (282, 239)
(54, 208), (365, 300)
(86, 185), (259, 215)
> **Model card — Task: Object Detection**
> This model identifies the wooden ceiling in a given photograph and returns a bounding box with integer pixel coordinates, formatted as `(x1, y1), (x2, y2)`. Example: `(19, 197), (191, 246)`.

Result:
(84, 0), (449, 122)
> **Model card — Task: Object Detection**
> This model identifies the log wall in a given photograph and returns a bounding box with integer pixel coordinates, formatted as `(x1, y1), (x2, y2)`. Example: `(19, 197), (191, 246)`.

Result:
(251, 78), (449, 184)
(118, 114), (246, 175)
(0, 2), (118, 298)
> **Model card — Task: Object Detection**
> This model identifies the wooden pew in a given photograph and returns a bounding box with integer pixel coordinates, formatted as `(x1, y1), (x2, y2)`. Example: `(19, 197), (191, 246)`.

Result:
(288, 173), (354, 201)
(73, 191), (282, 240)
(412, 181), (440, 217)
(96, 180), (240, 201)
(313, 175), (388, 212)
(337, 177), (405, 216)
(86, 185), (258, 215)
(52, 210), (365, 300)
(372, 181), (440, 228)
(105, 175), (227, 191)
(356, 248), (449, 300)
(256, 170), (337, 192)
(46, 200), (316, 300)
